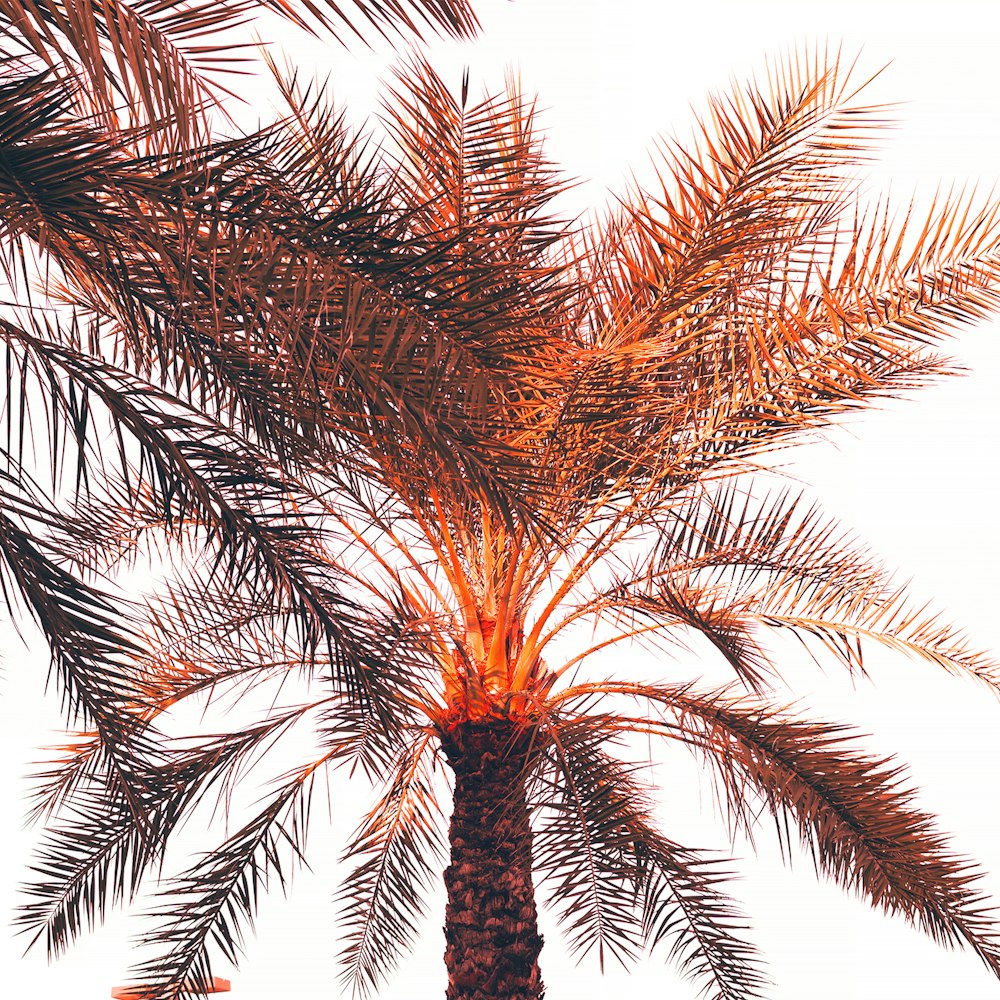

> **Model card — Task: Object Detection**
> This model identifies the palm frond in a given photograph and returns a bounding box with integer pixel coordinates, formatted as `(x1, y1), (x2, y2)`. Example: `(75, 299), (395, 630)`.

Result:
(337, 730), (445, 997)
(0, 61), (134, 268)
(0, 0), (239, 142)
(0, 468), (158, 826)
(557, 681), (1000, 977)
(384, 57), (571, 343)
(635, 831), (768, 1000)
(572, 482), (999, 691)
(588, 46), (878, 345)
(42, 122), (536, 516)
(528, 713), (643, 968)
(0, 0), (478, 144)
(17, 751), (152, 956)
(0, 56), (555, 522)
(17, 705), (300, 953)
(528, 709), (767, 998)
(2, 315), (430, 711)
(553, 52), (1000, 500)
(128, 768), (314, 999)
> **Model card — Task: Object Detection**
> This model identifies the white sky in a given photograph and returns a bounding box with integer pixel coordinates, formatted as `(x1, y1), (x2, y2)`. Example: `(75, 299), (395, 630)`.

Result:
(5, 1), (1000, 998)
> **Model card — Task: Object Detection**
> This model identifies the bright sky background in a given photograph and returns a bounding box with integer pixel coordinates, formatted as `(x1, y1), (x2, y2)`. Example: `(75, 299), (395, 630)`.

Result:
(4, 1), (1000, 998)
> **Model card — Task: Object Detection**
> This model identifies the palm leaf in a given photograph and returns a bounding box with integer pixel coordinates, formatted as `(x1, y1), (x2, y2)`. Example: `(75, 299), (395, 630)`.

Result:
(2, 315), (426, 710)
(0, 468), (157, 827)
(528, 712), (643, 968)
(128, 773), (312, 999)
(588, 47), (878, 344)
(578, 482), (999, 691)
(0, 0), (478, 143)
(529, 709), (767, 999)
(552, 51), (1000, 499)
(16, 707), (312, 956)
(557, 682), (1000, 977)
(337, 730), (445, 997)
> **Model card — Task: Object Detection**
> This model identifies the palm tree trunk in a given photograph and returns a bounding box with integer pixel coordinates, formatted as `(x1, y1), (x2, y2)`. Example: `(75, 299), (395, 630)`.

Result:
(440, 721), (544, 1000)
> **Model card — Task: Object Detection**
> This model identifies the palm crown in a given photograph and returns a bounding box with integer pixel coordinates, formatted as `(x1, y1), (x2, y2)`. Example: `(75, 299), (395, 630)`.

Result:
(5, 20), (1000, 1000)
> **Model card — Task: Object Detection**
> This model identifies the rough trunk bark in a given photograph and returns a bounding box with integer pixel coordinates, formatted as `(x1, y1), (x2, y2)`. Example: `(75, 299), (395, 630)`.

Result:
(440, 721), (544, 1000)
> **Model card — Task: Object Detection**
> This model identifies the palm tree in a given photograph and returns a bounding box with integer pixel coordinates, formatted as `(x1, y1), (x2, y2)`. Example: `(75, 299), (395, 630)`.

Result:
(8, 36), (1000, 1000)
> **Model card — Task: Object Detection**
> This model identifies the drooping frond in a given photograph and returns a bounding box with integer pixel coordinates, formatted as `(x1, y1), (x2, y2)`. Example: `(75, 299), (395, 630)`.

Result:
(118, 695), (401, 996)
(337, 730), (445, 997)
(128, 768), (315, 999)
(17, 741), (154, 956)
(0, 466), (159, 832)
(529, 713), (643, 968)
(528, 709), (767, 999)
(2, 314), (436, 711)
(634, 824), (769, 1000)
(16, 707), (313, 956)
(556, 682), (1000, 977)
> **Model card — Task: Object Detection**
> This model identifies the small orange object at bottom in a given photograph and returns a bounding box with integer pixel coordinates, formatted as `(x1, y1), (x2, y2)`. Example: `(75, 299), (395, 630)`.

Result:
(111, 978), (232, 998)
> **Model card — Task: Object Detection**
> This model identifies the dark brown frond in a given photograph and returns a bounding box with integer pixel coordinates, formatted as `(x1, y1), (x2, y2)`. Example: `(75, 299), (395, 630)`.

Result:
(0, 469), (156, 833)
(16, 708), (312, 956)
(337, 730), (445, 997)
(128, 773), (313, 999)
(557, 682), (1000, 978)
(528, 710), (767, 999)
(2, 314), (437, 713)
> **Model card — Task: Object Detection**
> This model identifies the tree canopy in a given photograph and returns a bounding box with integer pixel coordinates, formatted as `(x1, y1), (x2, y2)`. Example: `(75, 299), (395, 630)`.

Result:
(4, 10), (1000, 999)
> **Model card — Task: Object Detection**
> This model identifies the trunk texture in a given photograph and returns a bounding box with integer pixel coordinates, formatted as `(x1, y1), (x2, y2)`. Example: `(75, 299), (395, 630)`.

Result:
(440, 721), (544, 1000)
